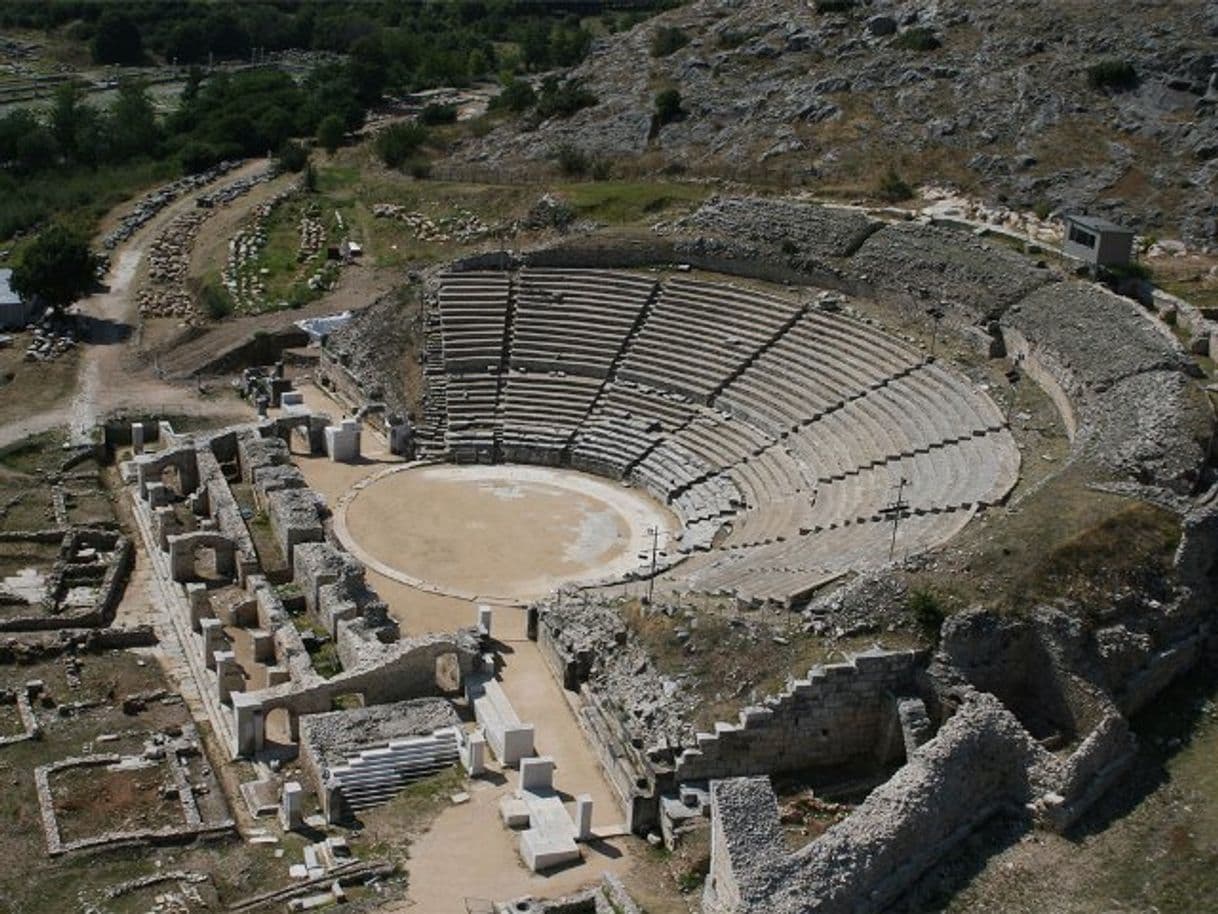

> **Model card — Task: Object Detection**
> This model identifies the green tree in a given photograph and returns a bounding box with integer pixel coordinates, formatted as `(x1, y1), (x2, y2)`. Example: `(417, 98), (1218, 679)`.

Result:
(11, 224), (97, 313)
(276, 139), (309, 172)
(167, 21), (207, 65)
(316, 114), (345, 153)
(50, 83), (84, 160)
(108, 80), (159, 162)
(348, 34), (388, 105)
(92, 11), (143, 65)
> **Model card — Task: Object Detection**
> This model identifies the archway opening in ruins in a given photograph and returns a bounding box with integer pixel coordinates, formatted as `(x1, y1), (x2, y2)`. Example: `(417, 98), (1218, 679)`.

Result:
(264, 706), (297, 753)
(160, 465), (185, 498)
(340, 464), (678, 602)
(193, 545), (224, 583)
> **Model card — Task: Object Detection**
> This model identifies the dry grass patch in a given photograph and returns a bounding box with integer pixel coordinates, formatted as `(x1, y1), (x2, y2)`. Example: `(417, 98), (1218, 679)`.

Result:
(0, 336), (78, 427)
(623, 598), (922, 731)
(52, 762), (184, 843)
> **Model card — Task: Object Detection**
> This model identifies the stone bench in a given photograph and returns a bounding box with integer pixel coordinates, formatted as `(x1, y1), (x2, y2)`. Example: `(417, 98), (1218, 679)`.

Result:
(467, 672), (534, 767)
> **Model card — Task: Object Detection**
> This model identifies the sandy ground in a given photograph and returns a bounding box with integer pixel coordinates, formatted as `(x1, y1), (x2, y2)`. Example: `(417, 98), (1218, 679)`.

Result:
(286, 383), (664, 911)
(340, 464), (675, 603)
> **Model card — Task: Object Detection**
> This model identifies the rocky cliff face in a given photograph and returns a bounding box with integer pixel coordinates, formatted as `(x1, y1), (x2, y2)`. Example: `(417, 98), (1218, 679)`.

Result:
(463, 0), (1218, 245)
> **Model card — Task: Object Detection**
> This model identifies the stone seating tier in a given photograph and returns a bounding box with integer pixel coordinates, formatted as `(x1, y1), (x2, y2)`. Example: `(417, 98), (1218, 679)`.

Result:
(430, 269), (1020, 605)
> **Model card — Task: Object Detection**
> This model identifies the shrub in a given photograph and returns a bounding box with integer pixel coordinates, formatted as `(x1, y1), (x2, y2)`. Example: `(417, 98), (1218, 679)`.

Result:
(275, 139), (309, 173)
(468, 115), (495, 138)
(1104, 261), (1153, 282)
(1088, 59), (1138, 91)
(877, 167), (914, 202)
(554, 144), (589, 177)
(908, 588), (946, 641)
(179, 142), (223, 174)
(1033, 199), (1052, 221)
(419, 103), (458, 126)
(815, 0), (855, 12)
(535, 79), (597, 120)
(781, 239), (799, 256)
(590, 157), (613, 181)
(650, 25), (690, 58)
(408, 157), (432, 179)
(489, 77), (536, 113)
(893, 27), (941, 51)
(717, 29), (748, 50)
(376, 122), (428, 169)
(654, 88), (684, 127)
(198, 279), (234, 320)
(316, 114), (346, 153)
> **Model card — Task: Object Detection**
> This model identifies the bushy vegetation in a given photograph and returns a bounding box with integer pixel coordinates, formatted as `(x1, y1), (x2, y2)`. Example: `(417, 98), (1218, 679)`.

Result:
(654, 88), (684, 127)
(1088, 59), (1139, 91)
(0, 1), (676, 241)
(195, 278), (234, 321)
(892, 27), (941, 51)
(651, 25), (690, 58)
(0, 1), (660, 88)
(316, 114), (346, 153)
(535, 77), (598, 120)
(717, 29), (748, 50)
(376, 123), (430, 171)
(552, 144), (610, 179)
(877, 167), (914, 202)
(419, 103), (459, 127)
(815, 0), (856, 12)
(275, 140), (309, 173)
(0, 63), (366, 241)
(489, 76), (537, 113)
(907, 588), (946, 642)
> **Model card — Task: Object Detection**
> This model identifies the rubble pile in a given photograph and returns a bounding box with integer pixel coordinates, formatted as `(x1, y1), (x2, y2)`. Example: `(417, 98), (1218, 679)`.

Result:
(540, 597), (698, 750)
(23, 324), (76, 363)
(99, 161), (242, 252)
(137, 211), (211, 321)
(298, 205), (326, 262)
(196, 168), (275, 208)
(371, 203), (490, 242)
(133, 169), (280, 323)
(222, 187), (296, 312)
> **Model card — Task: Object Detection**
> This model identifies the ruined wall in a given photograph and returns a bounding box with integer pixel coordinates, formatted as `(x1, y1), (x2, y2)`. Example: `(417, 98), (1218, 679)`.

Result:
(703, 694), (1049, 914)
(197, 447), (258, 582)
(674, 649), (919, 782)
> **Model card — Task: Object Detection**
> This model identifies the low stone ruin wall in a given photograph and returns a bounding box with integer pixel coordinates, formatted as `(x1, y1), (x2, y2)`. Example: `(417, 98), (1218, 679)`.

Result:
(496, 874), (643, 914)
(0, 528), (133, 632)
(703, 694), (1048, 914)
(674, 649), (920, 783)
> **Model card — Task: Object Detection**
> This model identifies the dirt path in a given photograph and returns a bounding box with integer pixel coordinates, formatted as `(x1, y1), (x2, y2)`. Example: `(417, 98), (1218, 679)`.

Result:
(0, 162), (268, 449)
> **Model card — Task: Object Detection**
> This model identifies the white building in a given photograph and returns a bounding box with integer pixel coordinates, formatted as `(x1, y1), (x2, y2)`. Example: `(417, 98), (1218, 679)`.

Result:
(0, 269), (35, 330)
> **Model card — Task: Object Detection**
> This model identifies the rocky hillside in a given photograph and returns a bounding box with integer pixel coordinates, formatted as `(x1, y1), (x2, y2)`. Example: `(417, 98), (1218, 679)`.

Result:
(464, 0), (1218, 246)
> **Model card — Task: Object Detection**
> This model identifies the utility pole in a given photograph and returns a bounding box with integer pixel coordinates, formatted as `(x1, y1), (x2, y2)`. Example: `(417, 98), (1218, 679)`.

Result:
(646, 526), (660, 606)
(881, 477), (909, 562)
(927, 305), (945, 360)
(1004, 356), (1023, 424)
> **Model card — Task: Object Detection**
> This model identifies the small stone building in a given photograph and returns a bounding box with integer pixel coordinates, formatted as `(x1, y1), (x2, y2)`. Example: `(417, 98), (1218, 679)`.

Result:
(0, 268), (35, 330)
(1061, 215), (1135, 269)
